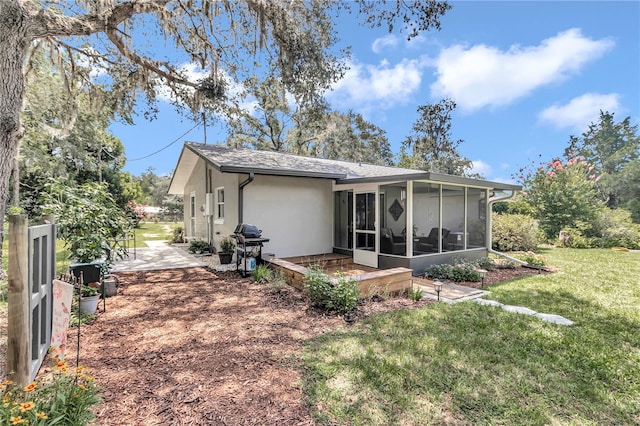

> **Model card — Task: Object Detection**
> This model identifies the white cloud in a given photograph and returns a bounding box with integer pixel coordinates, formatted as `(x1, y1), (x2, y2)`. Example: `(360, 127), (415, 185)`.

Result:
(371, 34), (399, 54)
(470, 159), (492, 177)
(157, 62), (209, 103)
(328, 58), (422, 112)
(538, 93), (622, 131)
(430, 28), (614, 112)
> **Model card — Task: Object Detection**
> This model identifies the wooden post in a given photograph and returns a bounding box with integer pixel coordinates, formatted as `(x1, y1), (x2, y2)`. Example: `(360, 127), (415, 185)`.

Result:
(7, 215), (30, 385)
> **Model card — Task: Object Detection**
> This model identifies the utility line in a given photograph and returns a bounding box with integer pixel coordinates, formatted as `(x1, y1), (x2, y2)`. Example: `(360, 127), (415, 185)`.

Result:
(127, 123), (199, 161)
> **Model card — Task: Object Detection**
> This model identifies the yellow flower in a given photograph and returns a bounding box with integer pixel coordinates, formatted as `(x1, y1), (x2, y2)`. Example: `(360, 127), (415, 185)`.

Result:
(36, 412), (48, 420)
(4, 380), (14, 386)
(20, 401), (35, 412)
(55, 361), (67, 370)
(78, 384), (87, 391)
(3, 395), (10, 403)
(23, 382), (37, 392)
(10, 416), (26, 424)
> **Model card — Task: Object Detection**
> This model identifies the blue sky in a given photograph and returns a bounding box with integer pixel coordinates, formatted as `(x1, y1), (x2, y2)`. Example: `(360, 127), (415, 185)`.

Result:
(111, 1), (640, 183)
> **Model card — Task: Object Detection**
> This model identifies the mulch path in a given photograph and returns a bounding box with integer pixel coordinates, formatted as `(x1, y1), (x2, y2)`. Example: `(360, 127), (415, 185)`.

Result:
(0, 264), (544, 425)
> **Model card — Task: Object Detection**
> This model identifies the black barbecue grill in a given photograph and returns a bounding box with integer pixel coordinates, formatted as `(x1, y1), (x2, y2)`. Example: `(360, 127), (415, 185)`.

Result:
(232, 224), (269, 277)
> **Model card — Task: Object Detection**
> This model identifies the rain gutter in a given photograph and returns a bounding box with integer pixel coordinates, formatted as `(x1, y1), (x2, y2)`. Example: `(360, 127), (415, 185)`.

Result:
(238, 172), (255, 224)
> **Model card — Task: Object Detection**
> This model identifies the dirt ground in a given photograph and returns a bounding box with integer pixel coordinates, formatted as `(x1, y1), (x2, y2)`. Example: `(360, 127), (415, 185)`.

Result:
(0, 264), (543, 425)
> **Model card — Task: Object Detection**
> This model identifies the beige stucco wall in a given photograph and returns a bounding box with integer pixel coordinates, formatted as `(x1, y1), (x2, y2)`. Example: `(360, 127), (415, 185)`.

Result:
(183, 158), (207, 238)
(243, 175), (333, 258)
(182, 158), (240, 249)
(181, 161), (332, 257)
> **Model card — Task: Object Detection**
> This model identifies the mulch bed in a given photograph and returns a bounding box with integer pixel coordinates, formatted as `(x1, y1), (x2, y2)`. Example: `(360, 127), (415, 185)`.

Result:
(0, 264), (545, 425)
(63, 267), (432, 425)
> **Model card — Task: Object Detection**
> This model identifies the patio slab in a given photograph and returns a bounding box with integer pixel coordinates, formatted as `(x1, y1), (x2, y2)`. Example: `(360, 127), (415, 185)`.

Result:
(110, 242), (207, 272)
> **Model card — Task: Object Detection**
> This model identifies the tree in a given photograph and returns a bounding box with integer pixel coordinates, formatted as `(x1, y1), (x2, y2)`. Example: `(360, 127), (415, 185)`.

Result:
(400, 98), (475, 176)
(224, 76), (395, 166)
(16, 53), (136, 217)
(564, 111), (640, 221)
(311, 110), (394, 166)
(520, 157), (604, 240)
(0, 1), (451, 266)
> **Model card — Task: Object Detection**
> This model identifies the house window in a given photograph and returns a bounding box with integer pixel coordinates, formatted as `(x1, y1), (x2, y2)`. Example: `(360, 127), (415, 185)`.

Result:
(189, 192), (196, 237)
(216, 187), (224, 220)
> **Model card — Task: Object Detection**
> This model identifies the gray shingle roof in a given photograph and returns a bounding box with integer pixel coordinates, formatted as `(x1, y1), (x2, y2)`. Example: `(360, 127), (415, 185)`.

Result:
(167, 142), (521, 194)
(186, 142), (422, 180)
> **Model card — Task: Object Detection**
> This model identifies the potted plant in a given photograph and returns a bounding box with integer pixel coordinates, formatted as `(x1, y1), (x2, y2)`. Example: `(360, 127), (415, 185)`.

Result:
(218, 237), (235, 264)
(79, 284), (101, 314)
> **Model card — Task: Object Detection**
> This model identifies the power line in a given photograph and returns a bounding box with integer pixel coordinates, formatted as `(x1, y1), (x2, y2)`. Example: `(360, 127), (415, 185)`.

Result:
(127, 123), (199, 161)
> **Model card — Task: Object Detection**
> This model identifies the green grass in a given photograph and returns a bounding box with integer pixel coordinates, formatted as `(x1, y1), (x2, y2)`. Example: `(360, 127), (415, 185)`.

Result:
(302, 248), (640, 425)
(131, 221), (180, 248)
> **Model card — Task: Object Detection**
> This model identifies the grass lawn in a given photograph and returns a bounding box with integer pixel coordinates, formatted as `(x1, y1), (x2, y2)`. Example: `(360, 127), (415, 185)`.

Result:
(302, 248), (640, 425)
(130, 221), (180, 248)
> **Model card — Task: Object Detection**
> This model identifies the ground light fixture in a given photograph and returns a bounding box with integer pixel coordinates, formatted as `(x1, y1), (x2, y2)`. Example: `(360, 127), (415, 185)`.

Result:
(433, 280), (443, 301)
(475, 268), (488, 288)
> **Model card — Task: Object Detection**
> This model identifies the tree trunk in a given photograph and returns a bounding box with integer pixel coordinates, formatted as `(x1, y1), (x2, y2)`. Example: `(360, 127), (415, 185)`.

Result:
(0, 1), (29, 275)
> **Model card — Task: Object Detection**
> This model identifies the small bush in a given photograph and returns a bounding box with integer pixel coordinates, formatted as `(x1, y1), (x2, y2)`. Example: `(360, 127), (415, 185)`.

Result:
(0, 360), (100, 424)
(408, 288), (423, 302)
(303, 267), (360, 314)
(426, 263), (482, 282)
(492, 213), (542, 251)
(170, 227), (185, 243)
(514, 251), (547, 267)
(491, 258), (518, 269)
(252, 265), (273, 283)
(453, 256), (493, 271)
(188, 240), (211, 253)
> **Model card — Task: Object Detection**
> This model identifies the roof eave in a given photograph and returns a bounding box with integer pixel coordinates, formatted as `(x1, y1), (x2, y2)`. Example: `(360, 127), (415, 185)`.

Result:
(218, 165), (346, 180)
(337, 172), (522, 190)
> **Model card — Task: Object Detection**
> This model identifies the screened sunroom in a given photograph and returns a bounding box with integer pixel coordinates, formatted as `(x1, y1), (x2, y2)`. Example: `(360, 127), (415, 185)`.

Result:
(333, 175), (519, 276)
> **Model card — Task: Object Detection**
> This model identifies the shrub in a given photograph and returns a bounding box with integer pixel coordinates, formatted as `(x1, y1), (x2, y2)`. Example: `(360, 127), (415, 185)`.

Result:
(453, 256), (493, 271)
(252, 265), (273, 283)
(408, 288), (423, 302)
(491, 258), (518, 269)
(596, 208), (640, 249)
(188, 240), (211, 253)
(514, 251), (547, 267)
(559, 209), (640, 249)
(170, 227), (184, 243)
(41, 181), (133, 263)
(426, 263), (482, 282)
(492, 213), (542, 251)
(303, 267), (360, 314)
(0, 360), (100, 425)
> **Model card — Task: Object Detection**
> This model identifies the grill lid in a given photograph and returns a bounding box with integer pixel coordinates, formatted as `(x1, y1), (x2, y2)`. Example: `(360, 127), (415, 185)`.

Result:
(234, 223), (262, 238)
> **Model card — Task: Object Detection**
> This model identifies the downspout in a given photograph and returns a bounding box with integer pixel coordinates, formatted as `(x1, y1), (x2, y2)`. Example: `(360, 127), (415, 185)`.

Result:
(238, 172), (255, 224)
(487, 190), (527, 265)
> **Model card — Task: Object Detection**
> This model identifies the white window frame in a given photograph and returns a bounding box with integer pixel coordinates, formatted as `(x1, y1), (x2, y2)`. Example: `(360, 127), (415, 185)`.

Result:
(215, 186), (225, 224)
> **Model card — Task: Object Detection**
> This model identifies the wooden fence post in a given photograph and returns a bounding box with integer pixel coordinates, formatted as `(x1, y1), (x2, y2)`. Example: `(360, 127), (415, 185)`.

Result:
(7, 215), (30, 385)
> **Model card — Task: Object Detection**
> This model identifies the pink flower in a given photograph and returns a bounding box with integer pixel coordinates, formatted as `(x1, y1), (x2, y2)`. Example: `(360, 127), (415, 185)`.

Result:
(548, 171), (557, 177)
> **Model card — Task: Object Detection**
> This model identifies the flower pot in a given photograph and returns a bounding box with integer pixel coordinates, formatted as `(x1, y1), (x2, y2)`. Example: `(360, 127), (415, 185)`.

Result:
(103, 276), (118, 297)
(79, 295), (100, 314)
(218, 252), (233, 265)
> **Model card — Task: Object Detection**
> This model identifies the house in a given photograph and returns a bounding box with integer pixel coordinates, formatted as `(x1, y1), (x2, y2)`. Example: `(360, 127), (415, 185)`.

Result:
(168, 142), (521, 275)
